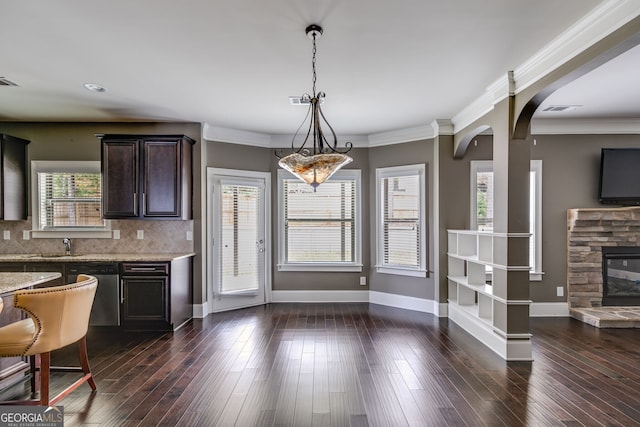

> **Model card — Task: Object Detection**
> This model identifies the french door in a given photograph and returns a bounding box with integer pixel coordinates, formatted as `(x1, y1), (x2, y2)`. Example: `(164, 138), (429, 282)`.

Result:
(207, 168), (270, 312)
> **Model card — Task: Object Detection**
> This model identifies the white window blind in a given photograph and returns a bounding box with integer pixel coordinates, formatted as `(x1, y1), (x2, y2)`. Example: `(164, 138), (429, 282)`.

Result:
(37, 171), (103, 230)
(382, 175), (420, 267)
(376, 164), (426, 277)
(277, 169), (362, 272)
(284, 178), (355, 263)
(220, 182), (261, 293)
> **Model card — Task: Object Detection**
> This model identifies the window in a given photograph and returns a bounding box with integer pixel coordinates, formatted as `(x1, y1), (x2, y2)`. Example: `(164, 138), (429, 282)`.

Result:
(470, 160), (542, 279)
(375, 164), (427, 277)
(31, 161), (111, 238)
(277, 169), (361, 271)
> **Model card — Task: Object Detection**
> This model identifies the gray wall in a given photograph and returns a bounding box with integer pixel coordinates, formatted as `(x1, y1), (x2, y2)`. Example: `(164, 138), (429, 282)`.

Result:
(0, 121), (204, 300)
(206, 140), (272, 172)
(0, 122), (200, 162)
(203, 140), (370, 291)
(530, 133), (640, 301)
(271, 147), (370, 291)
(4, 121), (638, 305)
(454, 133), (640, 302)
(368, 139), (434, 299)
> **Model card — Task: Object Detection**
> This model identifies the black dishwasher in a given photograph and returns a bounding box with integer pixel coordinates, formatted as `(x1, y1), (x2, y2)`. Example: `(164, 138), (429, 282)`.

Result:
(66, 263), (120, 326)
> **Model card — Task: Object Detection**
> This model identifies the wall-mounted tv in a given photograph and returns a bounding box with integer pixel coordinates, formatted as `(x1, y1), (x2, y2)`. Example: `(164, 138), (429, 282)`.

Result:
(599, 148), (640, 205)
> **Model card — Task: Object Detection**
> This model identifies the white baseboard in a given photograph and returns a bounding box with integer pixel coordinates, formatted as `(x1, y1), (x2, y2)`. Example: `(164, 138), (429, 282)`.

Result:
(271, 290), (369, 303)
(530, 302), (570, 317)
(192, 303), (207, 319)
(369, 291), (436, 314)
(436, 302), (449, 318)
(196, 292), (568, 319)
(448, 302), (533, 361)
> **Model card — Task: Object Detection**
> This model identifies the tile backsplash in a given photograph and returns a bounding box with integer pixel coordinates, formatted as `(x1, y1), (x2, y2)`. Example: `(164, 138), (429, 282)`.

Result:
(0, 219), (194, 255)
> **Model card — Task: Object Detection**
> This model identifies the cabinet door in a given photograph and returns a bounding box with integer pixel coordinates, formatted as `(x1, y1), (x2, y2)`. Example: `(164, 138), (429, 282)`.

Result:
(143, 140), (181, 218)
(102, 140), (139, 218)
(0, 134), (30, 221)
(121, 276), (169, 327)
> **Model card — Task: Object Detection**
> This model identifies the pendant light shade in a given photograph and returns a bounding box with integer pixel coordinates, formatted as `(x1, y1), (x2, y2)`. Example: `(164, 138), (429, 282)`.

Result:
(278, 152), (353, 190)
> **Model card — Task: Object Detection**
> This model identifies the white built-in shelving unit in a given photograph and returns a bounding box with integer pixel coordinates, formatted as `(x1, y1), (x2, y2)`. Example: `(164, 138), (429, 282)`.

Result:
(447, 229), (532, 361)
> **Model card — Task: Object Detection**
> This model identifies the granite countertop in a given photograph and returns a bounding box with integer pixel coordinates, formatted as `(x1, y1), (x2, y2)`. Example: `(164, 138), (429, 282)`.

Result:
(0, 272), (62, 294)
(0, 253), (195, 263)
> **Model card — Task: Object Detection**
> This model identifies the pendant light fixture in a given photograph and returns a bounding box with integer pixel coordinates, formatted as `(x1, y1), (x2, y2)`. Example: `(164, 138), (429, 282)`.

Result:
(276, 24), (353, 191)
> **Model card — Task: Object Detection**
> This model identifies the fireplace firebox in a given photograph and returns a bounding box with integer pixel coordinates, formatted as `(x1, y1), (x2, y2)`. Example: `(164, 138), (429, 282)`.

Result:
(602, 247), (640, 306)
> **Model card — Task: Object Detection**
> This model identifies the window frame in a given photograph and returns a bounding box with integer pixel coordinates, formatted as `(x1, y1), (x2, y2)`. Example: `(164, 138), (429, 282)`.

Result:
(277, 169), (362, 272)
(375, 164), (427, 278)
(470, 159), (543, 280)
(30, 160), (111, 239)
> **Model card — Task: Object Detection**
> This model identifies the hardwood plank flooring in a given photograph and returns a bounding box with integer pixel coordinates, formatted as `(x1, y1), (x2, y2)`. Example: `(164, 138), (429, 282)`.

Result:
(3, 303), (640, 426)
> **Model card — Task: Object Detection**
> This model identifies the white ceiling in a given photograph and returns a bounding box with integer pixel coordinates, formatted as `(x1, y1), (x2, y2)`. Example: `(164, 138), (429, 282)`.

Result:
(1, 0), (638, 141)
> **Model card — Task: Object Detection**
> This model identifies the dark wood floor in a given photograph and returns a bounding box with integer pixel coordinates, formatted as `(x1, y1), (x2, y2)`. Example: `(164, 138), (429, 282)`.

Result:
(4, 303), (640, 426)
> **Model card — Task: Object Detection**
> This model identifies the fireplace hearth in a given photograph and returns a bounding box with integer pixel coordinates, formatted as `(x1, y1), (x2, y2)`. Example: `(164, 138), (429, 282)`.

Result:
(567, 207), (640, 328)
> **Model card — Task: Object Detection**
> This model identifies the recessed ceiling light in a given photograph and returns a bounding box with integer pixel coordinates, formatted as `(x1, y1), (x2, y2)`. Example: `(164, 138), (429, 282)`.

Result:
(0, 77), (18, 87)
(84, 83), (107, 93)
(542, 105), (582, 112)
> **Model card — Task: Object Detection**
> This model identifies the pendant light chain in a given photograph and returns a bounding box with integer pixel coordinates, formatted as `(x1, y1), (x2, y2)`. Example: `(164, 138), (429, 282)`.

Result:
(311, 31), (317, 98)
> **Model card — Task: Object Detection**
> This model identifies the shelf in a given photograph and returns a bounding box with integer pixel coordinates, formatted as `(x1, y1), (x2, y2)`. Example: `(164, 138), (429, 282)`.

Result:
(447, 276), (493, 297)
(446, 229), (532, 361)
(449, 301), (492, 328)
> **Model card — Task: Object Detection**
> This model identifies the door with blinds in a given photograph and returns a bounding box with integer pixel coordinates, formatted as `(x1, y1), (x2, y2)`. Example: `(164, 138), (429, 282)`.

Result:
(208, 169), (270, 313)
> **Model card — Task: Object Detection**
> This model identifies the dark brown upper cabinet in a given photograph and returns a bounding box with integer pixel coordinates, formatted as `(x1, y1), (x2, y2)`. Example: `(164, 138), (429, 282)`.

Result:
(0, 134), (30, 221)
(100, 134), (195, 220)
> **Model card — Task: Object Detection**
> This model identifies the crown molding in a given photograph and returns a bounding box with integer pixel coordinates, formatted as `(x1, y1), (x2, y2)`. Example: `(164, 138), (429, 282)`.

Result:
(487, 70), (515, 103)
(531, 118), (640, 134)
(430, 119), (454, 136)
(367, 124), (435, 147)
(203, 123), (272, 147)
(269, 133), (370, 149)
(450, 92), (495, 133)
(204, 117), (640, 150)
(514, 0), (640, 94)
(450, 0), (640, 135)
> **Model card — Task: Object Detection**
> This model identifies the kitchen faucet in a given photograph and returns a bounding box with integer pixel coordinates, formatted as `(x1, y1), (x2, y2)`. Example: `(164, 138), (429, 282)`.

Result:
(63, 238), (71, 256)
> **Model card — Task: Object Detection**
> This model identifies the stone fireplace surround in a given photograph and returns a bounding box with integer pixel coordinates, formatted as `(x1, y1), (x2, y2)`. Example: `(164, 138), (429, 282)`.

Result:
(567, 207), (640, 327)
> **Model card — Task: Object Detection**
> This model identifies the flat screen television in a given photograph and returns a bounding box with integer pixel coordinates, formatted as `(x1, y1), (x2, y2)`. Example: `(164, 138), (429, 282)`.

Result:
(599, 148), (640, 205)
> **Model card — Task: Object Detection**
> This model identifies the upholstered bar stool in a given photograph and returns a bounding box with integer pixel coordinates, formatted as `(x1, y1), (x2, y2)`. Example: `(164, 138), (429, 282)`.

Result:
(0, 274), (98, 405)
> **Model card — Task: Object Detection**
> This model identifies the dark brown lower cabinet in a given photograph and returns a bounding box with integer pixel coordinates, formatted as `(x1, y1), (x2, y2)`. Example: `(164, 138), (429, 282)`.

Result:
(0, 257), (192, 333)
(120, 257), (192, 331)
(121, 274), (169, 327)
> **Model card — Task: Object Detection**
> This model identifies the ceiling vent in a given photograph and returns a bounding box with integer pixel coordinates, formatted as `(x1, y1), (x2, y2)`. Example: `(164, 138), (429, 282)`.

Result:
(542, 105), (581, 112)
(0, 77), (18, 87)
(289, 96), (324, 106)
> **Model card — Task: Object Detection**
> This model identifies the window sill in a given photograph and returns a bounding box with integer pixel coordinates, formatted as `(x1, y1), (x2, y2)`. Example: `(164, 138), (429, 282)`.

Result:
(278, 263), (363, 272)
(375, 266), (427, 278)
(30, 229), (113, 239)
